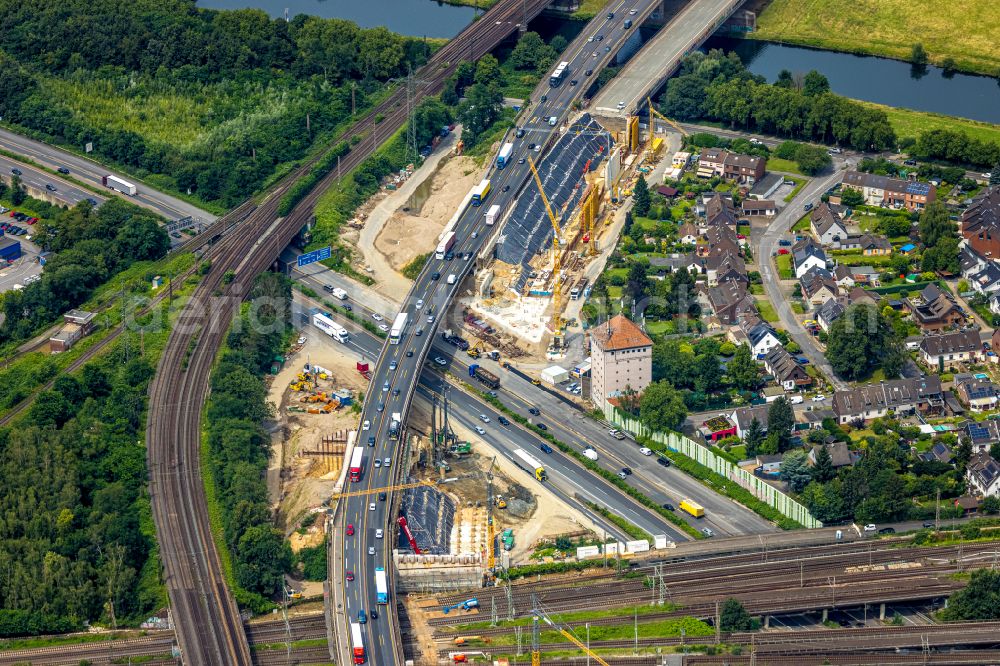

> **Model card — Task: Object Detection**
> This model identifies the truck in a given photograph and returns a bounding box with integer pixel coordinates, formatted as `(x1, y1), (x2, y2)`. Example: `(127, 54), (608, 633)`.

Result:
(374, 567), (388, 604)
(356, 361), (372, 380)
(513, 449), (548, 482)
(313, 312), (349, 343)
(349, 446), (364, 483)
(496, 142), (514, 169)
(389, 412), (402, 440)
(389, 312), (408, 345)
(102, 175), (137, 196)
(350, 622), (365, 664)
(436, 231), (457, 260)
(484, 203), (501, 226)
(442, 329), (469, 351)
(470, 179), (491, 206)
(679, 499), (705, 518)
(471, 365), (500, 390)
(330, 287), (348, 300)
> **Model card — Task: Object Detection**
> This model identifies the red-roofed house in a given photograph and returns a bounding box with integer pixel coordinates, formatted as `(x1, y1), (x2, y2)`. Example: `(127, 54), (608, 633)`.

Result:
(590, 314), (653, 408)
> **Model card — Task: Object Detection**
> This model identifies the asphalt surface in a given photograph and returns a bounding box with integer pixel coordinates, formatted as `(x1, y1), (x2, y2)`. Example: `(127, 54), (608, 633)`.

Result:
(336, 1), (667, 663)
(0, 127), (216, 223)
(593, 0), (743, 115)
(0, 154), (103, 208)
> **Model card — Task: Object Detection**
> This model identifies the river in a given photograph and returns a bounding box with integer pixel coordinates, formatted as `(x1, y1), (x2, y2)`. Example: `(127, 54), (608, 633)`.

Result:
(705, 36), (1000, 125)
(197, 0), (477, 39)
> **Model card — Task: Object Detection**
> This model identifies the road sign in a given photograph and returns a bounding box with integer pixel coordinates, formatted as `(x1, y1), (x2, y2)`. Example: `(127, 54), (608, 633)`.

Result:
(297, 246), (332, 267)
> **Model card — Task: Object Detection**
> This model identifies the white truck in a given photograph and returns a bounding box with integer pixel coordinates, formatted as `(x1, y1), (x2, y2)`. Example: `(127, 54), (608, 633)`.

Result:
(102, 175), (137, 196)
(485, 204), (501, 226)
(312, 312), (349, 343)
(330, 287), (348, 300)
(389, 412), (402, 440)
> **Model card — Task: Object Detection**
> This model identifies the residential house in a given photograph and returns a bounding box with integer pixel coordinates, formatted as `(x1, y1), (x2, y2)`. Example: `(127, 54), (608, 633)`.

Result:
(677, 223), (699, 245)
(836, 234), (863, 251)
(954, 374), (999, 412)
(810, 203), (848, 246)
(919, 442), (954, 464)
(833, 265), (856, 290)
(841, 170), (936, 212)
(705, 250), (748, 287)
(756, 454), (783, 474)
(792, 238), (828, 279)
(964, 420), (1000, 453)
(919, 330), (983, 370)
(704, 193), (738, 227)
(749, 173), (783, 200)
(742, 199), (776, 217)
(969, 261), (1000, 295)
(697, 148), (767, 185)
(745, 321), (781, 357)
(966, 452), (1000, 498)
(910, 283), (965, 331)
(729, 405), (770, 440)
(699, 415), (737, 442)
(849, 265), (881, 287)
(706, 280), (756, 325)
(649, 254), (701, 276)
(899, 243), (916, 255)
(859, 234), (892, 256)
(807, 441), (857, 470)
(589, 314), (654, 409)
(764, 345), (811, 391)
(846, 286), (878, 308)
(816, 298), (845, 332)
(800, 267), (839, 309)
(960, 243), (988, 280)
(961, 186), (1000, 259)
(832, 375), (944, 424)
(656, 185), (678, 198)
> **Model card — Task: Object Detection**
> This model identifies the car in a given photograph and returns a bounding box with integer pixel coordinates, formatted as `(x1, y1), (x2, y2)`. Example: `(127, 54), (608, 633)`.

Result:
(597, 34), (603, 41)
(378, 323), (389, 333)
(778, 239), (791, 246)
(922, 522), (934, 528)
(389, 360), (398, 371)
(803, 202), (814, 212)
(518, 157), (526, 165)
(392, 388), (400, 396)
(570, 79), (578, 86)
(536, 423), (548, 431)
(377, 402), (385, 412)
(904, 159), (917, 166)
(10, 168), (21, 175)
(368, 546), (376, 555)
(45, 184), (56, 191)
(540, 443), (553, 454)
(427, 314), (435, 323)
(516, 128), (525, 138)
(479, 414), (491, 423)
(475, 425), (486, 435)
(616, 100), (626, 110)
(878, 527), (896, 534)
(604, 45), (611, 52)
(863, 523), (877, 532)
(382, 381), (390, 392)
(370, 503), (377, 511)
(528, 407), (540, 416)
(639, 447), (652, 456)
(585, 69), (593, 76)
(812, 394), (826, 402)
(368, 436), (375, 447)
(984, 173), (993, 179)
(347, 524), (355, 536)
(362, 420), (371, 431)
(406, 349), (413, 357)
(592, 51), (598, 57)
(383, 457), (391, 467)
(86, 198), (98, 206)
(415, 328), (423, 336)
(372, 312), (384, 322)
(657, 457), (671, 467)
(662, 503), (675, 511)
(497, 415), (510, 426)
(370, 609), (378, 619)
(434, 356), (447, 366)
(57, 166), (70, 174)
(343, 304), (353, 312)
(606, 11), (614, 18)
(346, 570), (355, 581)
(374, 459), (381, 468)
(415, 299), (424, 310)
(701, 528), (715, 537)
(621, 467), (632, 476)
(777, 248), (789, 255)
(588, 35), (594, 42)
(503, 185), (510, 192)
(618, 471), (628, 479)
(431, 272), (440, 281)
(629, 7), (637, 13)
(376, 528), (384, 538)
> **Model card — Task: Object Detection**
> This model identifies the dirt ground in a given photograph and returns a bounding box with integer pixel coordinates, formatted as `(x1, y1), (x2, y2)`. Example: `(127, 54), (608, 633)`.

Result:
(374, 154), (481, 272)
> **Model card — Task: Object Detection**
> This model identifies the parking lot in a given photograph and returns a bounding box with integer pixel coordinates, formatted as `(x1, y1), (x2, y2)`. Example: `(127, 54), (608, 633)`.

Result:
(0, 206), (43, 293)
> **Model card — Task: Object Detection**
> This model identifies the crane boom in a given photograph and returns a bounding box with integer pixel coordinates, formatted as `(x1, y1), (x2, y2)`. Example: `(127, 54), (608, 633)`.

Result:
(527, 156), (564, 348)
(327, 479), (438, 500)
(536, 612), (611, 666)
(647, 97), (688, 137)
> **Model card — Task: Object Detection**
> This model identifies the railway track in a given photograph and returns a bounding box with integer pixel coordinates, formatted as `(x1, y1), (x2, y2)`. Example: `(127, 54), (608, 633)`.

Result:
(683, 652), (1000, 665)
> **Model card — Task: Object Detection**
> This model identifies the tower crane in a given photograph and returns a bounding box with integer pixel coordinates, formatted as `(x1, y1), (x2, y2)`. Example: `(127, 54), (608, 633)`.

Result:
(531, 605), (610, 666)
(327, 476), (463, 501)
(647, 97), (688, 140)
(486, 457), (497, 571)
(527, 156), (565, 350)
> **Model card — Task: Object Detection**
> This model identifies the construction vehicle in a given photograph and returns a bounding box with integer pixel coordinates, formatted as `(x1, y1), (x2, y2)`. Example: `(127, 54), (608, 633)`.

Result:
(470, 364), (500, 390)
(442, 598), (479, 614)
(527, 156), (565, 349)
(466, 346), (481, 359)
(397, 516), (422, 554)
(647, 97), (688, 139)
(493, 495), (507, 509)
(449, 442), (472, 455)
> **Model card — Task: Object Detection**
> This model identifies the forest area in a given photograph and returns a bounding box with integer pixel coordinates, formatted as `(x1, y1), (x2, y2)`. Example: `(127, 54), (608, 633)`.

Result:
(0, 0), (434, 208)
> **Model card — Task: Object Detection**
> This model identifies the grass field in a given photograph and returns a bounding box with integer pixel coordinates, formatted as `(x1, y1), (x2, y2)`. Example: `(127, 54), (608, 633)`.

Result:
(766, 157), (803, 175)
(751, 0), (1000, 76)
(860, 102), (1000, 144)
(755, 298), (779, 323)
(775, 253), (793, 279)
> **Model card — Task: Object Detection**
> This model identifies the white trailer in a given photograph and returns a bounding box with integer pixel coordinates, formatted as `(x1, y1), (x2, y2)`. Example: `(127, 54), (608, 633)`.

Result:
(313, 312), (349, 343)
(102, 174), (137, 196)
(484, 204), (501, 226)
(435, 231), (457, 260)
(389, 312), (408, 344)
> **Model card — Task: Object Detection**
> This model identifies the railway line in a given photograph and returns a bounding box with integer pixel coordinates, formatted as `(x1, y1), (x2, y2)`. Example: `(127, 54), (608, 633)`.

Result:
(683, 654), (1000, 666)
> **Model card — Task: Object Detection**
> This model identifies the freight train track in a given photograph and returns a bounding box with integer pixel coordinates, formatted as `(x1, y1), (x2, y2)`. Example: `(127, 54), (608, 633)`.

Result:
(683, 652), (1000, 666)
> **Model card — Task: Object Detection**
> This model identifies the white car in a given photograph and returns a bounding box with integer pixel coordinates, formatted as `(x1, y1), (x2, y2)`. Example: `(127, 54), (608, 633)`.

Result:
(297, 336), (307, 345)
(639, 447), (652, 456)
(983, 173), (993, 179)
(374, 459), (381, 468)
(378, 323), (390, 333)
(587, 35), (594, 42)
(375, 529), (384, 539)
(812, 394), (826, 402)
(383, 457), (391, 467)
(480, 414), (491, 423)
(475, 425), (486, 435)
(415, 299), (424, 310)
(372, 313), (383, 322)
(362, 420), (371, 431)
(863, 523), (877, 532)
(369, 503), (376, 511)
(368, 546), (376, 555)
(629, 8), (636, 14)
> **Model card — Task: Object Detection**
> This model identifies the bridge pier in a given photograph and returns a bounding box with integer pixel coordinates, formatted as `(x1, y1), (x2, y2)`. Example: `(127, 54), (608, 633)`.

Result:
(821, 608), (828, 623)
(880, 603), (886, 621)
(763, 614), (770, 629)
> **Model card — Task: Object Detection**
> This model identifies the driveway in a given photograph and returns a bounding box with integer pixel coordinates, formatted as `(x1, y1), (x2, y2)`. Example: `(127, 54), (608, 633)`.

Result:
(757, 166), (849, 391)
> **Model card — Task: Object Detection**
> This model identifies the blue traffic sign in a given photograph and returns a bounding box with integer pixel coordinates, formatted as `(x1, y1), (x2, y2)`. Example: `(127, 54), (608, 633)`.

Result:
(297, 246), (332, 267)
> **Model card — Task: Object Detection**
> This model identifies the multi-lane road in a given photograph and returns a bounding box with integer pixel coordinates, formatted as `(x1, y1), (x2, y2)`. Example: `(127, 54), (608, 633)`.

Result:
(337, 1), (695, 662)
(0, 153), (102, 207)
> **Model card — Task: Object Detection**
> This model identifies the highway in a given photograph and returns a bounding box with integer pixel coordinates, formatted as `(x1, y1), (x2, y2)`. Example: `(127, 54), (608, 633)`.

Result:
(0, 154), (103, 208)
(0, 127), (216, 223)
(337, 0), (669, 663)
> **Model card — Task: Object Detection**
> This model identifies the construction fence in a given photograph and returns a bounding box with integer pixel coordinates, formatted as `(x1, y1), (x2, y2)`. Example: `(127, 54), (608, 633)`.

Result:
(605, 406), (823, 529)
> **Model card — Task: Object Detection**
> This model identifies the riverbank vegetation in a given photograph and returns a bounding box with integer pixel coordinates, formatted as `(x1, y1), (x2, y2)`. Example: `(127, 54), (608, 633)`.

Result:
(750, 0), (1000, 77)
(0, 1), (433, 209)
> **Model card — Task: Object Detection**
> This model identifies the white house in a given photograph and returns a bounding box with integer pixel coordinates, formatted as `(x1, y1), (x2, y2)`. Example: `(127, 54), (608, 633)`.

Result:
(966, 452), (1000, 498)
(918, 330), (983, 370)
(746, 322), (781, 357)
(792, 239), (827, 279)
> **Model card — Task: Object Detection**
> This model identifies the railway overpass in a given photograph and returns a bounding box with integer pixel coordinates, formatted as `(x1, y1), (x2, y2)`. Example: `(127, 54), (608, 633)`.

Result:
(592, 0), (745, 118)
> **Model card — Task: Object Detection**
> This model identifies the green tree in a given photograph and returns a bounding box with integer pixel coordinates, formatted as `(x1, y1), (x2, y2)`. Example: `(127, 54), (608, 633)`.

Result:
(840, 188), (864, 207)
(719, 598), (758, 631)
(626, 260), (649, 303)
(812, 443), (835, 483)
(782, 450), (813, 492)
(981, 496), (1000, 515)
(459, 80), (503, 146)
(727, 343), (759, 390)
(802, 70), (830, 96)
(774, 69), (794, 89)
(744, 418), (765, 457)
(990, 163), (1000, 186)
(508, 31), (555, 71)
(9, 174), (25, 205)
(633, 176), (651, 216)
(826, 304), (904, 380)
(795, 144), (832, 175)
(922, 235), (960, 274)
(694, 352), (723, 394)
(942, 570), (1000, 621)
(474, 54), (502, 86)
(767, 397), (794, 447)
(918, 201), (956, 247)
(236, 526), (291, 596)
(639, 381), (688, 432)
(911, 43), (928, 65)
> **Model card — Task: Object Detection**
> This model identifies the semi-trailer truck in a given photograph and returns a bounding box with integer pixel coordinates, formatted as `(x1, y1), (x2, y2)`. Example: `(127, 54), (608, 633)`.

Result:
(313, 312), (349, 343)
(679, 499), (705, 518)
(375, 567), (388, 604)
(485, 203), (501, 226)
(436, 231), (457, 260)
(102, 175), (137, 196)
(348, 446), (364, 482)
(513, 449), (548, 482)
(350, 622), (365, 664)
(496, 142), (514, 169)
(471, 365), (500, 390)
